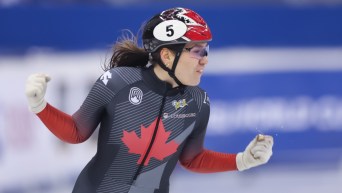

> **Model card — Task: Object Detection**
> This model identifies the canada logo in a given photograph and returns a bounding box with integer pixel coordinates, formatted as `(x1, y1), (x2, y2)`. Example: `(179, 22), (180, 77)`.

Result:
(121, 118), (179, 166)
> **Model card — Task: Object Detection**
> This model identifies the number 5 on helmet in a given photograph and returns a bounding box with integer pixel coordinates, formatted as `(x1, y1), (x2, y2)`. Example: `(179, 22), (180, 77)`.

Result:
(142, 7), (212, 53)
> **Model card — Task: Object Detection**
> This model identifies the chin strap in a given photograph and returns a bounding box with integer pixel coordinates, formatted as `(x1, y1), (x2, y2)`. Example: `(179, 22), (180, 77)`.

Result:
(157, 44), (185, 89)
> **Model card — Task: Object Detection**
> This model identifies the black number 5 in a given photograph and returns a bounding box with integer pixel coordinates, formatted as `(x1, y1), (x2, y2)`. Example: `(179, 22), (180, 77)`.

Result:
(166, 25), (174, 37)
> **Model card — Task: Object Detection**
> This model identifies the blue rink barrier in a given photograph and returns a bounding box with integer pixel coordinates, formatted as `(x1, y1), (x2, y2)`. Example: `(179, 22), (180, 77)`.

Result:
(1, 6), (342, 52)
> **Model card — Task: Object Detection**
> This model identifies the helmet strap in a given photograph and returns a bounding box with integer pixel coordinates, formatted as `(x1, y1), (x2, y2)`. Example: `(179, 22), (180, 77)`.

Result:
(158, 45), (185, 88)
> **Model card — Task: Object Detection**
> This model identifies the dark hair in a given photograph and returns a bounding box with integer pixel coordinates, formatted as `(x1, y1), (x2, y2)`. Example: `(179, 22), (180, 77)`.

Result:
(103, 30), (185, 71)
(103, 30), (148, 71)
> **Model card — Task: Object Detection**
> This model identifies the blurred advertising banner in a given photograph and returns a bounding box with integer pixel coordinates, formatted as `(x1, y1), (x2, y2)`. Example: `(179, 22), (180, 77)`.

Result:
(201, 48), (342, 166)
(0, 48), (342, 193)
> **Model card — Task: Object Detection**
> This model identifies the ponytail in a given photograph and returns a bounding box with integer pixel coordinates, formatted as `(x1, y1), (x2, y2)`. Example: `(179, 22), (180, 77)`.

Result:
(103, 30), (149, 71)
(103, 30), (186, 72)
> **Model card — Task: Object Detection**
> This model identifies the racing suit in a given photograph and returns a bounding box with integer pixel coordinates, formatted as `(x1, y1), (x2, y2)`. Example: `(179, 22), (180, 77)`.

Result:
(36, 66), (237, 193)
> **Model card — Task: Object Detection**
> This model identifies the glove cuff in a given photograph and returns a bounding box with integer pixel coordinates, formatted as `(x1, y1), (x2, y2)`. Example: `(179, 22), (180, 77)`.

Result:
(29, 98), (47, 114)
(236, 152), (248, 171)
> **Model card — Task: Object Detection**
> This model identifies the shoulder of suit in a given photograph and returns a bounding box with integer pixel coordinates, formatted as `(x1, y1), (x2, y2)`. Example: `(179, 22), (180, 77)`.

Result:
(98, 67), (143, 93)
(185, 86), (210, 111)
(107, 67), (143, 84)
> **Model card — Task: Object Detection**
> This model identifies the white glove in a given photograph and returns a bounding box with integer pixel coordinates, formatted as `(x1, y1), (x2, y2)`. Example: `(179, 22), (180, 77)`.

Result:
(236, 134), (274, 171)
(25, 73), (51, 114)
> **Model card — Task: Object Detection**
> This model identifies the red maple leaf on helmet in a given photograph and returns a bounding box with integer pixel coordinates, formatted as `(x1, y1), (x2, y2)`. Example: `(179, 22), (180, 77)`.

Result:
(121, 118), (179, 166)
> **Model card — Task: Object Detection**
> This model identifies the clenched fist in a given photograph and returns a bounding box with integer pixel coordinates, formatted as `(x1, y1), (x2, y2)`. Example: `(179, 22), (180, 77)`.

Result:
(236, 134), (274, 171)
(25, 73), (51, 113)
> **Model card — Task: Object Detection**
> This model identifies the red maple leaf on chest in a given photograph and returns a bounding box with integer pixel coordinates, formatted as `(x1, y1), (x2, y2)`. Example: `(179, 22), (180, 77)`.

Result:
(121, 118), (179, 166)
